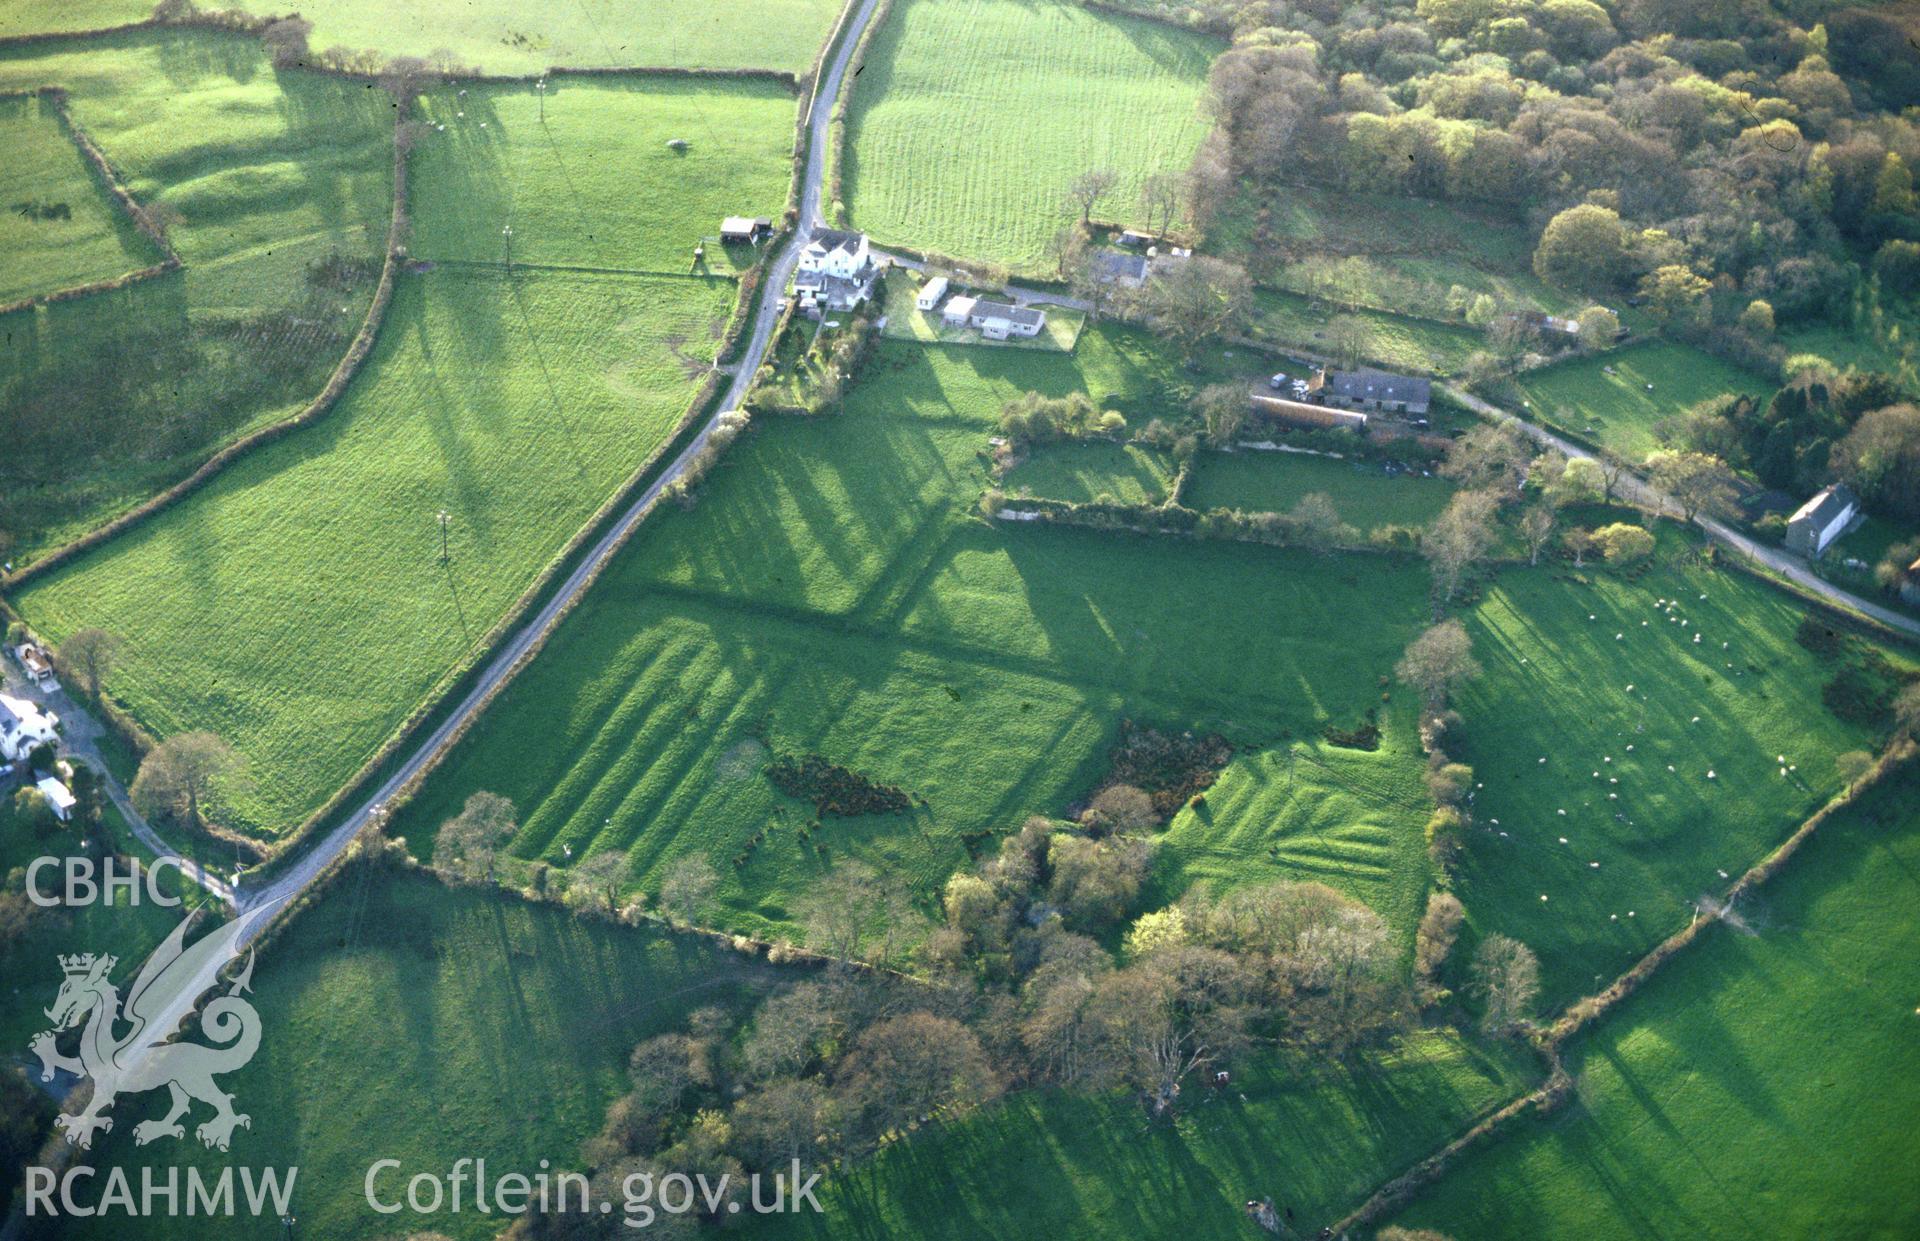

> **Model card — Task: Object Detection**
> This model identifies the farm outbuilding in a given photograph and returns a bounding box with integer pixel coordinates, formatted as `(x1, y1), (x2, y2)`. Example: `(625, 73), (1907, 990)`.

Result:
(1090, 250), (1149, 287)
(1249, 392), (1369, 431)
(1315, 368), (1431, 416)
(720, 216), (772, 243)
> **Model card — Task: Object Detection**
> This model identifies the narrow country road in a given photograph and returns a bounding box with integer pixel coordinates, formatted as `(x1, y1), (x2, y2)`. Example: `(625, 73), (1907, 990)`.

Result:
(94, 0), (891, 1082)
(1444, 382), (1920, 639)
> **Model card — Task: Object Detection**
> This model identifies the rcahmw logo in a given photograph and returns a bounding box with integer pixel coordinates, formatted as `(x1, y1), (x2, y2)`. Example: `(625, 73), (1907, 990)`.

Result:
(24, 904), (298, 1218)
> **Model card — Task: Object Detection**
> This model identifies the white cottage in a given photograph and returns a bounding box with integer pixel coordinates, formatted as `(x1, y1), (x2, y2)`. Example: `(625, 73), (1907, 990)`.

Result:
(0, 692), (59, 762)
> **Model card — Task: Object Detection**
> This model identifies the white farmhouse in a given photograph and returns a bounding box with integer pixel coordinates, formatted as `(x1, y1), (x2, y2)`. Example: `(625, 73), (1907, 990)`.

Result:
(792, 229), (880, 313)
(797, 229), (870, 279)
(0, 692), (59, 762)
(1784, 484), (1858, 559)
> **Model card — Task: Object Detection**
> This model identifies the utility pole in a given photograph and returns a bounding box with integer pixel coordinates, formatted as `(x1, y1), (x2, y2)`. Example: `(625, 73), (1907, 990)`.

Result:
(502, 223), (513, 271)
(536, 77), (547, 122)
(437, 511), (451, 562)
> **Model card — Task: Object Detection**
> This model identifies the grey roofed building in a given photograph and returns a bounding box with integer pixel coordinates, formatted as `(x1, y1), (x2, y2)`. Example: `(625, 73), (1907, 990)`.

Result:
(810, 228), (865, 257)
(1322, 368), (1431, 415)
(1784, 483), (1859, 559)
(968, 299), (1044, 328)
(1090, 250), (1149, 285)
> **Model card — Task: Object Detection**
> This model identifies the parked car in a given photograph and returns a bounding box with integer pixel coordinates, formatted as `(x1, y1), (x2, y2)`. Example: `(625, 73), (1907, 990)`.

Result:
(1268, 372), (1289, 390)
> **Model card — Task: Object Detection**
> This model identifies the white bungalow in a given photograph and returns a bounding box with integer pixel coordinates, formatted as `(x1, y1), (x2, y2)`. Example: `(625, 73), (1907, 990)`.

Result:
(966, 299), (1046, 340)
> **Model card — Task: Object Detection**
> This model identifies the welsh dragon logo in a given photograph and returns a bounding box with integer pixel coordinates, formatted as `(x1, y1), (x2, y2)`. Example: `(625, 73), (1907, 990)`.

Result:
(30, 909), (268, 1152)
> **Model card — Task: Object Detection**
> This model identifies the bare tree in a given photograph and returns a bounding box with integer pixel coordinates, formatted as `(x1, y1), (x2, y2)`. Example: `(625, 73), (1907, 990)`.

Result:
(1065, 169), (1119, 226)
(1045, 225), (1088, 282)
(1470, 934), (1539, 1035)
(744, 982), (837, 1080)
(57, 628), (122, 702)
(660, 853), (718, 926)
(1395, 619), (1483, 707)
(1519, 504), (1557, 565)
(1085, 945), (1254, 1113)
(435, 791), (517, 881)
(569, 848), (629, 915)
(1193, 382), (1249, 448)
(1440, 423), (1533, 494)
(803, 861), (914, 966)
(130, 732), (243, 833)
(1139, 172), (1180, 237)
(1645, 450), (1739, 522)
(1563, 526), (1597, 567)
(1048, 832), (1152, 930)
(731, 1077), (831, 1174)
(1290, 492), (1354, 553)
(837, 1012), (999, 1140)
(1141, 256), (1254, 362)
(1323, 315), (1369, 368)
(1423, 490), (1501, 604)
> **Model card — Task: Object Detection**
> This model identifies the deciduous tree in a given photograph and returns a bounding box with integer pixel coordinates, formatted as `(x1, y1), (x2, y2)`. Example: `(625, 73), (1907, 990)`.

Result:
(1395, 619), (1483, 706)
(1470, 933), (1539, 1034)
(130, 732), (243, 834)
(434, 790), (517, 881)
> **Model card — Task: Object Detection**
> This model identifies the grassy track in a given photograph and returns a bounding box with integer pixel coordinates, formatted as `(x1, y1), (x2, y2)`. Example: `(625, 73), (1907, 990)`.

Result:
(1002, 441), (1173, 505)
(746, 1030), (1533, 1241)
(71, 865), (784, 1241)
(389, 330), (1440, 943)
(1512, 339), (1777, 461)
(1384, 764), (1920, 1240)
(1185, 450), (1455, 529)
(0, 93), (160, 304)
(1450, 525), (1914, 1006)
(12, 268), (735, 836)
(410, 75), (796, 276)
(0, 31), (394, 560)
(843, 0), (1217, 271)
(210, 0), (842, 74)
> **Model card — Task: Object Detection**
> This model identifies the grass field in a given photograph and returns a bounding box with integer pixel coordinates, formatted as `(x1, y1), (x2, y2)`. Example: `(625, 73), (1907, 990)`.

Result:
(1252, 287), (1482, 376)
(0, 30), (394, 561)
(11, 268), (735, 836)
(410, 75), (796, 276)
(843, 0), (1217, 271)
(0, 0), (148, 36)
(1001, 440), (1172, 504)
(0, 93), (160, 305)
(1384, 762), (1920, 1240)
(1449, 523), (1914, 1007)
(1185, 449), (1455, 529)
(747, 1030), (1532, 1241)
(213, 0), (843, 74)
(71, 863), (784, 1241)
(388, 328), (1441, 944)
(1512, 339), (1778, 461)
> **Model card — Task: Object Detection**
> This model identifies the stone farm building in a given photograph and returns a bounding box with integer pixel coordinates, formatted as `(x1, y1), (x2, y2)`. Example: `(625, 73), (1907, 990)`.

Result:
(1312, 368), (1431, 416)
(1090, 250), (1149, 287)
(942, 296), (1046, 340)
(1784, 483), (1858, 559)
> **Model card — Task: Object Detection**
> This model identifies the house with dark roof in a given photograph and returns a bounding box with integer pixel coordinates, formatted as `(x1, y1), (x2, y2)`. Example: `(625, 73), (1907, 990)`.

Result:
(1313, 368), (1431, 416)
(0, 692), (58, 763)
(1784, 483), (1859, 559)
(964, 299), (1046, 340)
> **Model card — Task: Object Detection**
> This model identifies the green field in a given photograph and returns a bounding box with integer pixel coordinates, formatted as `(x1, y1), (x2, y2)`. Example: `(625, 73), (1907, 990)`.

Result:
(1385, 762), (1920, 1240)
(11, 268), (735, 836)
(0, 31), (395, 561)
(1450, 524), (1913, 1006)
(1185, 450), (1455, 530)
(73, 863), (784, 1241)
(0, 93), (159, 305)
(843, 0), (1217, 271)
(388, 328), (1440, 943)
(410, 75), (796, 276)
(1002, 440), (1172, 504)
(1252, 286), (1482, 376)
(0, 0), (148, 37)
(216, 0), (843, 74)
(1513, 339), (1778, 461)
(748, 1031), (1532, 1241)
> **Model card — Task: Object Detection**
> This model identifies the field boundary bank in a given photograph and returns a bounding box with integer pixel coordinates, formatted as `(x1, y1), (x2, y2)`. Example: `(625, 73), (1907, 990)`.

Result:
(824, 0), (895, 223)
(417, 256), (742, 283)
(2, 108), (411, 592)
(0, 86), (183, 315)
(253, 217), (782, 880)
(1327, 739), (1917, 1237)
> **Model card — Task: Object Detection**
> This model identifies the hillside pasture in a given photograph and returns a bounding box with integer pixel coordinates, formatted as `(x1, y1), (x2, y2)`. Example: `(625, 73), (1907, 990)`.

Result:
(73, 864), (785, 1241)
(1512, 339), (1777, 461)
(1185, 449), (1455, 530)
(1384, 764), (1920, 1240)
(213, 0), (844, 74)
(11, 268), (735, 836)
(843, 0), (1218, 271)
(0, 93), (160, 305)
(0, 0), (148, 37)
(1449, 525), (1914, 1007)
(410, 75), (796, 276)
(390, 331), (1440, 943)
(0, 31), (394, 561)
(1251, 287), (1482, 376)
(746, 1031), (1533, 1241)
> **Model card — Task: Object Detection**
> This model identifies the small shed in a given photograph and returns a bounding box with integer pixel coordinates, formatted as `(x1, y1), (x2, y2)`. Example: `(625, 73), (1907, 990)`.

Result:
(916, 275), (950, 311)
(37, 776), (75, 822)
(720, 216), (772, 244)
(1117, 229), (1153, 248)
